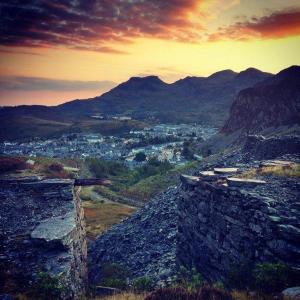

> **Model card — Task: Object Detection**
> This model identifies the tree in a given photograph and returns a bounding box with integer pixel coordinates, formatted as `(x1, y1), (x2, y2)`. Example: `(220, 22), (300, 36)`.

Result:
(134, 152), (147, 162)
(182, 141), (194, 160)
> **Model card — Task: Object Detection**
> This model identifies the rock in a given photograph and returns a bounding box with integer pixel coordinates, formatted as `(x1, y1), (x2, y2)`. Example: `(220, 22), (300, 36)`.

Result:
(89, 187), (179, 287)
(282, 287), (300, 299)
(94, 286), (120, 296)
(260, 160), (294, 167)
(214, 167), (238, 174)
(0, 295), (15, 300)
(89, 160), (299, 287)
(180, 174), (200, 186)
(26, 159), (35, 165)
(0, 178), (87, 299)
(242, 135), (300, 161)
(227, 177), (266, 187)
(199, 171), (219, 181)
(31, 211), (76, 245)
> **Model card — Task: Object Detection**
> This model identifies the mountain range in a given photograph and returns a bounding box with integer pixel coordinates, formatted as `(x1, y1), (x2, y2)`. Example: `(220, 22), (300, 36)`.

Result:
(1, 66), (299, 141)
(55, 67), (271, 124)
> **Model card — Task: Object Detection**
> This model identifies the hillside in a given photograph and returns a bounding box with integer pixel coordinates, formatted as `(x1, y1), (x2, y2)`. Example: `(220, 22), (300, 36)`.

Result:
(58, 68), (271, 124)
(0, 68), (272, 141)
(222, 65), (300, 134)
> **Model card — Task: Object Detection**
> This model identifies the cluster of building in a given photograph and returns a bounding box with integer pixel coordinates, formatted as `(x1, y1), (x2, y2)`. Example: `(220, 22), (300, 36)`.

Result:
(0, 124), (217, 167)
(130, 124), (216, 139)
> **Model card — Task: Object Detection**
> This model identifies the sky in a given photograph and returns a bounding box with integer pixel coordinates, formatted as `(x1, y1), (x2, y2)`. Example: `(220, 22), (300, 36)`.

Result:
(0, 0), (300, 106)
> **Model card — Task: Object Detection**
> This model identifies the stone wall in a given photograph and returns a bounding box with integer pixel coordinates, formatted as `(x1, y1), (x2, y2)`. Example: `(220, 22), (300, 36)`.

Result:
(0, 177), (87, 299)
(242, 135), (300, 161)
(178, 175), (300, 282)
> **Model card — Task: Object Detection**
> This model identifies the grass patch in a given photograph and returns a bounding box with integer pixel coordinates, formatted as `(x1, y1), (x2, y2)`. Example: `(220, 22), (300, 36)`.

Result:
(0, 156), (80, 178)
(86, 158), (198, 204)
(83, 201), (136, 239)
(94, 292), (147, 300)
(260, 164), (300, 177)
(124, 161), (198, 202)
(238, 164), (300, 179)
(237, 169), (259, 179)
(124, 173), (173, 201)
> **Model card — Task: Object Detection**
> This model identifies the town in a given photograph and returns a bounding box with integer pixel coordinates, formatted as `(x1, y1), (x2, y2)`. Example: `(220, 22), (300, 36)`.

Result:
(0, 123), (217, 166)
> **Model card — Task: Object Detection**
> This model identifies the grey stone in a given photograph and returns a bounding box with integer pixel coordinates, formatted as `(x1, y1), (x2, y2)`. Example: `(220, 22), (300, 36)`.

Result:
(282, 287), (300, 299)
(0, 178), (87, 299)
(214, 167), (238, 174)
(227, 177), (266, 187)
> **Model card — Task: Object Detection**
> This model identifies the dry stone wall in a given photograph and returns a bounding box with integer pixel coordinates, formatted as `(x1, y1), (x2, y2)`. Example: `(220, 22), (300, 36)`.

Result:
(0, 177), (87, 299)
(178, 175), (300, 282)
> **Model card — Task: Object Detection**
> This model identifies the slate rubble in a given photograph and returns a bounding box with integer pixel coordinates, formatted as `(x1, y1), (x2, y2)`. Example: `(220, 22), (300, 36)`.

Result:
(89, 159), (300, 286)
(0, 178), (87, 299)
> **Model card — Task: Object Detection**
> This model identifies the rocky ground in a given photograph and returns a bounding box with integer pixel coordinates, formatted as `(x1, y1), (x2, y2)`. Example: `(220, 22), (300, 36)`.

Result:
(88, 186), (180, 287)
(88, 134), (300, 288)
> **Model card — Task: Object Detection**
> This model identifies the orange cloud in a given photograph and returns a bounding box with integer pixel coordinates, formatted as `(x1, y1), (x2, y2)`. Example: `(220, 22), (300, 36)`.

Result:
(209, 8), (300, 41)
(0, 0), (205, 53)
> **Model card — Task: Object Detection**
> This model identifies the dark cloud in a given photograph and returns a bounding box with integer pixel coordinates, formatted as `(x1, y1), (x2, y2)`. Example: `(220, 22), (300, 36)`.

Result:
(0, 0), (202, 53)
(209, 8), (300, 41)
(0, 76), (116, 91)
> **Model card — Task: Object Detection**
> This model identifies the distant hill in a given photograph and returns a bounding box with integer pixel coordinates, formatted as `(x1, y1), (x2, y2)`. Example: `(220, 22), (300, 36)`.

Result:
(57, 68), (271, 124)
(0, 67), (273, 140)
(222, 65), (300, 134)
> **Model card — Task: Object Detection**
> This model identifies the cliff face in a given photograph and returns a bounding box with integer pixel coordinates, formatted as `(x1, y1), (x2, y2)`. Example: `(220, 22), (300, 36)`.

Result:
(0, 178), (87, 299)
(222, 66), (300, 134)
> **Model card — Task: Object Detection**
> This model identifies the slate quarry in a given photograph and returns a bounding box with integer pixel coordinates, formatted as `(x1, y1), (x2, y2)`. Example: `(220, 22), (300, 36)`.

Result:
(89, 162), (300, 286)
(0, 177), (87, 299)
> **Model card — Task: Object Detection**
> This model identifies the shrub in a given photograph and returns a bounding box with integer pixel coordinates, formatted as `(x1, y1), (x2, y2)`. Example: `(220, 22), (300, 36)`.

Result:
(213, 281), (225, 289)
(145, 286), (232, 300)
(100, 263), (129, 289)
(34, 272), (65, 300)
(175, 266), (204, 291)
(228, 261), (300, 294)
(0, 157), (27, 174)
(134, 152), (147, 162)
(227, 262), (254, 290)
(145, 287), (194, 300)
(198, 286), (232, 300)
(133, 276), (153, 292)
(87, 158), (127, 177)
(253, 263), (299, 294)
(48, 162), (64, 172)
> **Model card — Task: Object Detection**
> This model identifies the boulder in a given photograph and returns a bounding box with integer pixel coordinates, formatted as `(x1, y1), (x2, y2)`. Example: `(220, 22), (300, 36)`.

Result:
(282, 287), (300, 299)
(180, 174), (200, 186)
(227, 177), (266, 187)
(199, 171), (219, 181)
(214, 167), (238, 174)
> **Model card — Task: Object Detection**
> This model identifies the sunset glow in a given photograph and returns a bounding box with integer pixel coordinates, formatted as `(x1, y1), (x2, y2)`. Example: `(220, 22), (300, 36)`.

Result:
(1, 0), (300, 105)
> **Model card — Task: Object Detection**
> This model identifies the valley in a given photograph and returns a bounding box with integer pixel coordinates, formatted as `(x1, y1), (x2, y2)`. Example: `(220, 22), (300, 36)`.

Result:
(1, 65), (300, 300)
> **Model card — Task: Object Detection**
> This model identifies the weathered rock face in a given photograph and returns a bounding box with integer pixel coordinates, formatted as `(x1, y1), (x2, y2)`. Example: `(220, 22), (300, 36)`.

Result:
(89, 187), (180, 287)
(89, 168), (300, 287)
(242, 135), (300, 161)
(178, 174), (300, 282)
(0, 178), (87, 299)
(222, 65), (300, 134)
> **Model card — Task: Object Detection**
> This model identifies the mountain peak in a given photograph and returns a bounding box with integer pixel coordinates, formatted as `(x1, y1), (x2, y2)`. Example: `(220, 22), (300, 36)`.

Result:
(208, 69), (237, 81)
(113, 75), (166, 92)
(276, 65), (300, 77)
(239, 67), (262, 75)
(127, 75), (164, 84)
(235, 67), (272, 82)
